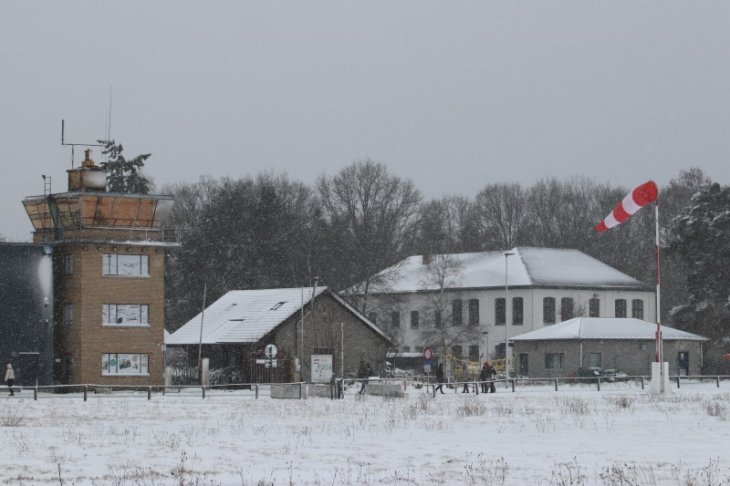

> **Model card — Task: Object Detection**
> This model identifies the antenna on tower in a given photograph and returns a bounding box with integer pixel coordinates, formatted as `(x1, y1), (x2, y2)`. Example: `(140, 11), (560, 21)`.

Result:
(61, 119), (104, 169)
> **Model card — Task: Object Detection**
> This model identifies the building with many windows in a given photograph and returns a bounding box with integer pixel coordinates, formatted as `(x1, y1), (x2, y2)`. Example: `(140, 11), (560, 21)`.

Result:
(352, 247), (656, 369)
(22, 149), (176, 385)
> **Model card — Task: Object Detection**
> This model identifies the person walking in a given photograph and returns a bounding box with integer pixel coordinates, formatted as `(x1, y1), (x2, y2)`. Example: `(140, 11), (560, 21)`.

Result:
(459, 363), (470, 393)
(357, 361), (370, 394)
(5, 363), (15, 396)
(433, 363), (446, 394)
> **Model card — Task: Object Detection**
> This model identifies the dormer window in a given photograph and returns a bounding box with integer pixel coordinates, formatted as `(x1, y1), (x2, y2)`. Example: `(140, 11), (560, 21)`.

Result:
(270, 302), (286, 310)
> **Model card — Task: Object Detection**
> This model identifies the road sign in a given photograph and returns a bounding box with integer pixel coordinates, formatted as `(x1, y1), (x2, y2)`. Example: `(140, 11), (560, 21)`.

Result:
(265, 344), (278, 359)
(424, 363), (431, 373)
(423, 347), (433, 361)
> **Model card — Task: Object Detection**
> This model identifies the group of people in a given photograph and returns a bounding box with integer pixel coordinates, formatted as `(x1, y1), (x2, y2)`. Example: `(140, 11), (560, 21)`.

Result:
(433, 360), (495, 394)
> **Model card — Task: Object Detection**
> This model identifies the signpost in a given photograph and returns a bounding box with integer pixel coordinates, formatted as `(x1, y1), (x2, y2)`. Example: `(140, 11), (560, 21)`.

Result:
(264, 344), (278, 369)
(424, 347), (433, 386)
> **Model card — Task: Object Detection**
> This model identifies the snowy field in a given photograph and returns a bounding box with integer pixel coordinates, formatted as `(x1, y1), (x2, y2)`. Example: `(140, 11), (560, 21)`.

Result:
(1, 380), (730, 485)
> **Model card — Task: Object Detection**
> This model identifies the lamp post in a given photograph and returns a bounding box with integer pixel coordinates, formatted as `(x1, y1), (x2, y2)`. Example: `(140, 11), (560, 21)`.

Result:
(504, 251), (514, 379)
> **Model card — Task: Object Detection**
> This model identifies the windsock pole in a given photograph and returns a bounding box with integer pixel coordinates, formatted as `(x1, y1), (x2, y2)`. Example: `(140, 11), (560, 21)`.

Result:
(655, 202), (664, 391)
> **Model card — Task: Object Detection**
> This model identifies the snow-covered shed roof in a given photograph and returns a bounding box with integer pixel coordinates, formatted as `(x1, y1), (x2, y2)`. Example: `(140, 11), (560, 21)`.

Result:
(362, 247), (647, 294)
(167, 286), (388, 345)
(510, 317), (707, 342)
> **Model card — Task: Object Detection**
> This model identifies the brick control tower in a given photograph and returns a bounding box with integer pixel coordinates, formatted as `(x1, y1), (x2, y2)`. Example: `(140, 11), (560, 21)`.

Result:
(23, 149), (176, 386)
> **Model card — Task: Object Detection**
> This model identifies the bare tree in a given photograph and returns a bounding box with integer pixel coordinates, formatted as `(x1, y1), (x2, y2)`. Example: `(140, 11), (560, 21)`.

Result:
(475, 183), (528, 249)
(318, 159), (422, 311)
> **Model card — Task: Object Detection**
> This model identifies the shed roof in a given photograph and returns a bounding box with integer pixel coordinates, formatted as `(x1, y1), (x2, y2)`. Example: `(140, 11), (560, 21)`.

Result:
(362, 247), (648, 294)
(510, 317), (707, 342)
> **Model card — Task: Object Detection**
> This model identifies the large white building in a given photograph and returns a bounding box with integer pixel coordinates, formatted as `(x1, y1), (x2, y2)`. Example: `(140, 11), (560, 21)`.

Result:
(352, 247), (656, 366)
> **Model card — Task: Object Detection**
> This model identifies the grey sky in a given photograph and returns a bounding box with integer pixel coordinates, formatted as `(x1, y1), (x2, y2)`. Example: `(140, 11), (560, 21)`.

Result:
(1, 1), (729, 242)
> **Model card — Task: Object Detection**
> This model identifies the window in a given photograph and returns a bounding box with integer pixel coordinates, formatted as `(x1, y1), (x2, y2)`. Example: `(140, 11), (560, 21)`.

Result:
(468, 345), (480, 361)
(64, 303), (74, 326)
(451, 345), (463, 357)
(543, 297), (555, 324)
(512, 297), (523, 325)
(103, 254), (149, 277)
(434, 310), (442, 329)
(452, 299), (463, 326)
(632, 299), (644, 319)
(101, 353), (149, 375)
(270, 302), (286, 310)
(495, 298), (506, 326)
(561, 298), (574, 321)
(64, 255), (73, 276)
(410, 311), (419, 329)
(367, 312), (377, 325)
(391, 311), (400, 328)
(545, 353), (564, 370)
(102, 304), (149, 326)
(468, 299), (480, 326)
(590, 353), (602, 368)
(589, 298), (600, 317)
(615, 299), (627, 318)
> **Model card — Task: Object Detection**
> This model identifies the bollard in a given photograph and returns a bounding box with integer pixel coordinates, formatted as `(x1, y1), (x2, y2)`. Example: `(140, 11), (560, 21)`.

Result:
(202, 386), (206, 399)
(84, 385), (88, 402)
(34, 388), (37, 401)
(676, 377), (681, 389)
(596, 377), (601, 391)
(148, 386), (152, 400)
(717, 376), (720, 388)
(554, 379), (558, 391)
(511, 379), (515, 393)
(255, 384), (259, 399)
(475, 382), (479, 395)
(162, 386), (166, 396)
(640, 376), (644, 390)
(299, 383), (303, 400)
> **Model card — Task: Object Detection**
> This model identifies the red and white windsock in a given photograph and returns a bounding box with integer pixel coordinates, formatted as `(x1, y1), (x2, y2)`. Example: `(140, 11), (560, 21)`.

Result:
(595, 180), (658, 232)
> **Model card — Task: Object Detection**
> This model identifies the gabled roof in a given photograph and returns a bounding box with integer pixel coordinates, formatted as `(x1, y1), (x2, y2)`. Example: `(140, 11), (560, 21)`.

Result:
(510, 317), (707, 342)
(360, 247), (648, 294)
(166, 286), (389, 345)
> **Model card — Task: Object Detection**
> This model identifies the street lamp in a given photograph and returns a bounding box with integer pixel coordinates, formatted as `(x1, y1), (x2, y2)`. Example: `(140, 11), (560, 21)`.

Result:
(504, 251), (514, 379)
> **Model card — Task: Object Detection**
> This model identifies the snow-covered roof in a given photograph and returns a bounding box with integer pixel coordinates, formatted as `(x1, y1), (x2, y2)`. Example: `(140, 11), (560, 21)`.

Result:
(361, 247), (647, 294)
(510, 317), (707, 342)
(167, 287), (389, 345)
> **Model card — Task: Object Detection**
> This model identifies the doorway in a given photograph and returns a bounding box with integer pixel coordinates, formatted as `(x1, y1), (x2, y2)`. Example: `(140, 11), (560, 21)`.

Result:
(677, 351), (689, 376)
(519, 353), (529, 377)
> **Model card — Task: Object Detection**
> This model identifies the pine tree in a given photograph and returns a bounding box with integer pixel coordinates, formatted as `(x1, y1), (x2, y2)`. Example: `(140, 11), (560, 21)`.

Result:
(98, 139), (152, 194)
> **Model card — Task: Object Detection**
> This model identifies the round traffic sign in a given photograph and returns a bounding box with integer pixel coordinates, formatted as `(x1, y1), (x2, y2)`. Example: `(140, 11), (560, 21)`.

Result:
(265, 344), (278, 358)
(423, 347), (433, 361)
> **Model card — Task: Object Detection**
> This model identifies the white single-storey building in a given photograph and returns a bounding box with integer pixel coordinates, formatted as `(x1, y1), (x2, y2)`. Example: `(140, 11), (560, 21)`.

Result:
(510, 317), (707, 377)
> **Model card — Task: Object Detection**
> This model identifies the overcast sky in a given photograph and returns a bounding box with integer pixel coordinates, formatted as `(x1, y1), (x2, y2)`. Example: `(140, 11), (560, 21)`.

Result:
(1, 1), (729, 241)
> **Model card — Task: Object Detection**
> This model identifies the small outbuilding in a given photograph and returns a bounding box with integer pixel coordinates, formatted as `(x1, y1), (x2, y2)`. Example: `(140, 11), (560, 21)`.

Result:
(166, 287), (391, 383)
(510, 317), (707, 378)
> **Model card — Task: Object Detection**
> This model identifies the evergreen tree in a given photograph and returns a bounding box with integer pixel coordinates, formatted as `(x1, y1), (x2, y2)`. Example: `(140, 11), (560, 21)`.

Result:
(666, 183), (730, 361)
(98, 139), (152, 193)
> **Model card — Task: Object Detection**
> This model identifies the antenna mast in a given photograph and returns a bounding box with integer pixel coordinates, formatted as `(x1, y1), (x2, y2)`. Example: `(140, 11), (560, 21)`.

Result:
(61, 119), (104, 169)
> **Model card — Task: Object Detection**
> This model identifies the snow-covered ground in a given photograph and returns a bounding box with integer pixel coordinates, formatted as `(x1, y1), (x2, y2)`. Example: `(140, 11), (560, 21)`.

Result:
(1, 380), (729, 485)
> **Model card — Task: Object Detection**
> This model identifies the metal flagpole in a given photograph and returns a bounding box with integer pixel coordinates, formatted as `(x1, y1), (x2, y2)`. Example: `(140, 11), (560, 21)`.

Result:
(655, 202), (665, 392)
(197, 283), (207, 385)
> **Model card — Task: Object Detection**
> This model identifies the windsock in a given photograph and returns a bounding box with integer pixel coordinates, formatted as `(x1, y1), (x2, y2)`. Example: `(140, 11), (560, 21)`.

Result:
(595, 181), (658, 232)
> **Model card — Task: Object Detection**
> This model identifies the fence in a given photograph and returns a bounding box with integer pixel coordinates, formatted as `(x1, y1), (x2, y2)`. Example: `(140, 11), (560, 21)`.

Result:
(5, 375), (730, 401)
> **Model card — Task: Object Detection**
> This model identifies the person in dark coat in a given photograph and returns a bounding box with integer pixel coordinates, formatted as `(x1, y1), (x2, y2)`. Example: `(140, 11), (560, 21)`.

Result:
(358, 361), (370, 394)
(479, 361), (490, 393)
(433, 363), (446, 394)
(483, 360), (496, 393)
(460, 363), (470, 393)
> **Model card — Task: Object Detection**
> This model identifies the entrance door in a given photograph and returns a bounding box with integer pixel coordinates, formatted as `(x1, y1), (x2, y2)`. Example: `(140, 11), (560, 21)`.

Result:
(677, 351), (689, 376)
(519, 353), (529, 377)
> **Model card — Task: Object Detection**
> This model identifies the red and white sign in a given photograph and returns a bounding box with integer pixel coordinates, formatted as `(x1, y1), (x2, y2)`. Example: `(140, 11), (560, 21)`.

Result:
(423, 347), (433, 361)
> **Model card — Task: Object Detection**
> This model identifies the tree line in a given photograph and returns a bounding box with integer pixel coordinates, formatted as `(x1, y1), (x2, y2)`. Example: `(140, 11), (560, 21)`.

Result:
(162, 161), (727, 360)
